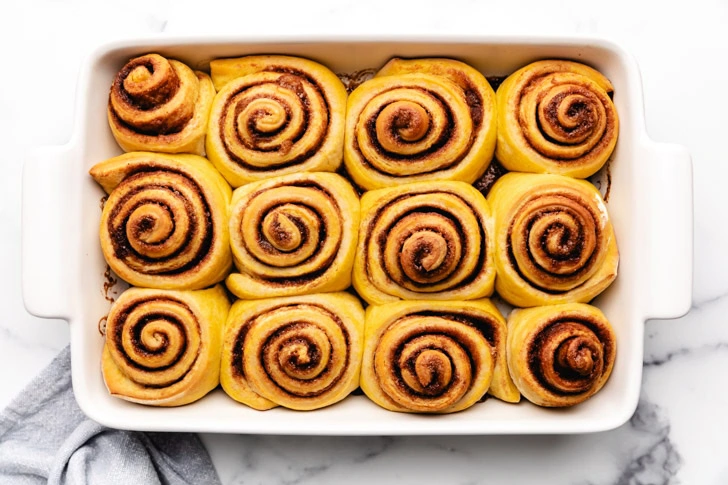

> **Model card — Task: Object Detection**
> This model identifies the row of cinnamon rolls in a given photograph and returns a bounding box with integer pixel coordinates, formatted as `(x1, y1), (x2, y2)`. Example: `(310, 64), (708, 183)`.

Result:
(102, 287), (615, 412)
(89, 154), (618, 308)
(108, 53), (619, 189)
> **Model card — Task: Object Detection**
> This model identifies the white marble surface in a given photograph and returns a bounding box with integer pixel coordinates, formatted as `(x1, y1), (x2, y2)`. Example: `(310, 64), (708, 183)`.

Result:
(2, 1), (726, 483)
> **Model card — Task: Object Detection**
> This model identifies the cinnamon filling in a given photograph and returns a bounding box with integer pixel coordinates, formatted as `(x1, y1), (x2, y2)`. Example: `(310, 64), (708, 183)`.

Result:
(106, 169), (215, 276)
(527, 317), (613, 396)
(233, 304), (352, 398)
(218, 68), (332, 171)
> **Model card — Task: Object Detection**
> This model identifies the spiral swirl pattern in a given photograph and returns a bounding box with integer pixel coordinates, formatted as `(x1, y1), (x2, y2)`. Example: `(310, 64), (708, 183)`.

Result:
(107, 53), (215, 155)
(345, 60), (498, 190)
(90, 152), (232, 290)
(226, 172), (359, 299)
(101, 285), (229, 406)
(495, 60), (619, 178)
(353, 181), (495, 305)
(206, 56), (347, 187)
(360, 300), (517, 413)
(506, 303), (616, 407)
(487, 173), (618, 307)
(220, 293), (364, 410)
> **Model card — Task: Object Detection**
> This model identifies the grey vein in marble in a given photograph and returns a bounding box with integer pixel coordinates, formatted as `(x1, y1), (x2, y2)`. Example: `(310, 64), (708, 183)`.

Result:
(351, 436), (395, 463)
(614, 400), (682, 485)
(644, 291), (728, 366)
(204, 395), (682, 485)
(644, 342), (728, 367)
(690, 292), (728, 311)
(0, 321), (66, 354)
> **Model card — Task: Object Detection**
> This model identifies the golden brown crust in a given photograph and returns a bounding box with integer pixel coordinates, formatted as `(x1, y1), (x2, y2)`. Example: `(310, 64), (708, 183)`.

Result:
(487, 173), (618, 306)
(108, 54), (214, 155)
(102, 285), (230, 406)
(206, 56), (347, 187)
(496, 60), (619, 178)
(89, 152), (232, 290)
(220, 293), (365, 410)
(353, 181), (495, 305)
(506, 303), (617, 407)
(225, 172), (359, 299)
(344, 58), (498, 190)
(360, 300), (519, 414)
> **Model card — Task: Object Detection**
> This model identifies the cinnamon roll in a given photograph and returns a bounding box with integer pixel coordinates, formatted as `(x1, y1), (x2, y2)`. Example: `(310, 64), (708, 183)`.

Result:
(108, 53), (215, 155)
(360, 300), (518, 414)
(496, 60), (619, 178)
(353, 181), (495, 305)
(206, 55), (348, 187)
(101, 285), (230, 406)
(90, 152), (233, 290)
(344, 58), (497, 190)
(506, 303), (617, 407)
(226, 172), (359, 299)
(487, 173), (618, 307)
(220, 292), (365, 410)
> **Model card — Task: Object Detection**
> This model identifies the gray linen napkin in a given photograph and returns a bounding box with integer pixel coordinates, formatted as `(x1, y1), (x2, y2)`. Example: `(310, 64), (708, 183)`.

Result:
(0, 346), (222, 485)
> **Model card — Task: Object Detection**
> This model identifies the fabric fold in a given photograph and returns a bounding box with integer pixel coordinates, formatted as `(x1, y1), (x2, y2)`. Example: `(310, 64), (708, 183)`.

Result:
(0, 346), (221, 485)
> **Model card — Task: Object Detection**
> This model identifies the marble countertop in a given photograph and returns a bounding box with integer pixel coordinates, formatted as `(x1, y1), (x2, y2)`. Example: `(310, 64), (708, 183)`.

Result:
(2, 1), (726, 483)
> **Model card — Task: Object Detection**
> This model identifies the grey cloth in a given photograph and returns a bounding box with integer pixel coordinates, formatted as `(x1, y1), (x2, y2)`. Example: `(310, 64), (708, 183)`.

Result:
(0, 346), (222, 485)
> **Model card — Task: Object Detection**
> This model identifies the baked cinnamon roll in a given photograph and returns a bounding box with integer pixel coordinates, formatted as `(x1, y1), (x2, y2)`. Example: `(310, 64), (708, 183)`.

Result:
(360, 300), (518, 413)
(487, 173), (618, 307)
(206, 55), (347, 187)
(101, 285), (230, 406)
(220, 292), (364, 410)
(226, 172), (359, 299)
(108, 53), (215, 155)
(506, 303), (617, 407)
(353, 181), (495, 305)
(496, 60), (619, 178)
(90, 152), (232, 290)
(344, 58), (497, 190)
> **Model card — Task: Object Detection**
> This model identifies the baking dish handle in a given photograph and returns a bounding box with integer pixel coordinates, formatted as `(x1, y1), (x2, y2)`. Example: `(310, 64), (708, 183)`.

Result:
(22, 145), (77, 321)
(642, 141), (693, 320)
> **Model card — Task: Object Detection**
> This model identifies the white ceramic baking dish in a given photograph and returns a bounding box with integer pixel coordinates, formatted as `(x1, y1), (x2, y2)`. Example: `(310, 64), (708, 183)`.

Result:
(22, 35), (693, 435)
